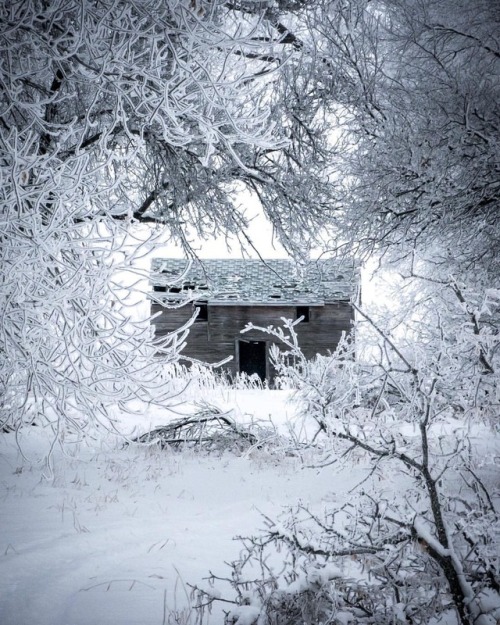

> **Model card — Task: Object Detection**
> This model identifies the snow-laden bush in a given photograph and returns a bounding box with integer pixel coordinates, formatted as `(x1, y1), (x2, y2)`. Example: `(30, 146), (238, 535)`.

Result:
(191, 282), (500, 625)
(0, 208), (193, 447)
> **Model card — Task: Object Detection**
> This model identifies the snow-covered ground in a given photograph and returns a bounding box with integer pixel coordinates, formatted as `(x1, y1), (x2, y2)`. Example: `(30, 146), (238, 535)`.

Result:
(0, 390), (363, 625)
(1, 388), (498, 625)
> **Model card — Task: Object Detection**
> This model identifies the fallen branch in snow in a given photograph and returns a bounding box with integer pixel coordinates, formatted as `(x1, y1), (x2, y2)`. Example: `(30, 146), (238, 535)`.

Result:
(129, 403), (267, 453)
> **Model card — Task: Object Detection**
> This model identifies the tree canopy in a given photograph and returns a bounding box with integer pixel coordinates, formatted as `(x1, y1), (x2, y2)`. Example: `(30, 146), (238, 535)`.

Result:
(1, 0), (499, 435)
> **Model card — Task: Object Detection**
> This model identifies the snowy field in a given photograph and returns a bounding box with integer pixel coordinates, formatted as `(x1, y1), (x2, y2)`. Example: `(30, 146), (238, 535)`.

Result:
(0, 388), (498, 625)
(0, 390), (348, 625)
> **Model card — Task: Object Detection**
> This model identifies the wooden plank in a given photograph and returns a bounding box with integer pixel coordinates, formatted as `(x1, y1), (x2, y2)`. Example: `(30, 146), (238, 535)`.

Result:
(151, 300), (355, 376)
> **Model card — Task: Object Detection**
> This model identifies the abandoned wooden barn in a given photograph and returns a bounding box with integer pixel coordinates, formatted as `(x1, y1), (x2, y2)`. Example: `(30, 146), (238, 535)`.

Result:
(150, 259), (359, 382)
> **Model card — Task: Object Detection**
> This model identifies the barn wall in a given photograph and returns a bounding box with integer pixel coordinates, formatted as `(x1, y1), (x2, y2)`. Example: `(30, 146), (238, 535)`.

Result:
(151, 301), (354, 378)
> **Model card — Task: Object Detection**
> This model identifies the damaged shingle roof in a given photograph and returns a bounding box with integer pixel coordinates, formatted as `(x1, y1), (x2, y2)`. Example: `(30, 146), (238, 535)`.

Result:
(151, 258), (359, 305)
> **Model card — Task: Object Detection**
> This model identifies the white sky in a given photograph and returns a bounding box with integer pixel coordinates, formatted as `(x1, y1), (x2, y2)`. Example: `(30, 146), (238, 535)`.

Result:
(148, 205), (288, 260)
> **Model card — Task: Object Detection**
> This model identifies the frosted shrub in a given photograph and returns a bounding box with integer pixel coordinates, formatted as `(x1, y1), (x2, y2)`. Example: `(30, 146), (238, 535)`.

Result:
(0, 209), (192, 444)
(160, 362), (267, 396)
(193, 285), (500, 625)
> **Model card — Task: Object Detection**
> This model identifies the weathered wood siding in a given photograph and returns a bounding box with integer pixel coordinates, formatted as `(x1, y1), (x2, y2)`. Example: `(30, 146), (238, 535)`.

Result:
(151, 301), (354, 379)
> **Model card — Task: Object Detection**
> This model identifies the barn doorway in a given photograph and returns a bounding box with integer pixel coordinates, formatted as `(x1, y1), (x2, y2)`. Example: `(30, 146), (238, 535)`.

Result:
(238, 340), (267, 381)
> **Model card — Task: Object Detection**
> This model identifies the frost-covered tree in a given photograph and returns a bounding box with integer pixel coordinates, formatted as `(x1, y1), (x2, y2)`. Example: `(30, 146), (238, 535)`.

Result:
(195, 292), (500, 624)
(319, 0), (500, 275)
(194, 0), (499, 274)
(2, 0), (498, 450)
(0, 0), (328, 441)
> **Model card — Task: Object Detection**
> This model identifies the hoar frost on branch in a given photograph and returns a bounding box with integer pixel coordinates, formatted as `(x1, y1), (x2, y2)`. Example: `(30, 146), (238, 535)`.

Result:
(194, 284), (499, 625)
(319, 0), (500, 274)
(0, 0), (310, 444)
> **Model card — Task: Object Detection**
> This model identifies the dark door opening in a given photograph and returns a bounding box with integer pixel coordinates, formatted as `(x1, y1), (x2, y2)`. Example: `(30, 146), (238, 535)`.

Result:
(238, 340), (267, 381)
